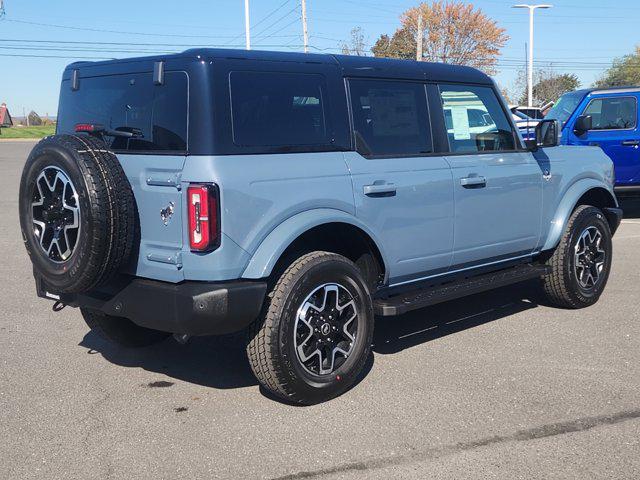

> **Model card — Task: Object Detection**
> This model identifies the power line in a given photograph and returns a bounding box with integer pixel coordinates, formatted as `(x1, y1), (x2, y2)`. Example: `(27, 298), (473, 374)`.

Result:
(252, 5), (300, 39)
(3, 18), (305, 39)
(225, 0), (293, 47)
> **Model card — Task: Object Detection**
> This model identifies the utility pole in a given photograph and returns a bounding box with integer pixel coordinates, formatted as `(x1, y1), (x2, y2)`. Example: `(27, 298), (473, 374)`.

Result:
(512, 4), (552, 107)
(301, 0), (309, 53)
(416, 14), (423, 61)
(244, 0), (251, 50)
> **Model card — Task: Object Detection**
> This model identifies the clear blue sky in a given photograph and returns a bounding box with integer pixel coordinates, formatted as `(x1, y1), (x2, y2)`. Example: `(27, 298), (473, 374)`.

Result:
(1, 0), (638, 116)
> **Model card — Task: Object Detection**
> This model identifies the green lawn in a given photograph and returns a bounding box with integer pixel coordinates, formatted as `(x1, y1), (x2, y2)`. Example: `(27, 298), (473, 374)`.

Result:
(0, 125), (56, 139)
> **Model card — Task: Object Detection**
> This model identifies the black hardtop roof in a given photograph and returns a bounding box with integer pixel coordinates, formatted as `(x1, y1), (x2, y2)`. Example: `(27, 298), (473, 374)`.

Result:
(64, 48), (493, 84)
(562, 86), (640, 98)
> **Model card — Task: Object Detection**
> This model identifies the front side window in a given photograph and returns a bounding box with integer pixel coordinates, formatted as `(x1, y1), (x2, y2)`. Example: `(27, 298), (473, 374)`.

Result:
(583, 96), (637, 130)
(230, 71), (329, 147)
(348, 79), (432, 157)
(439, 84), (516, 153)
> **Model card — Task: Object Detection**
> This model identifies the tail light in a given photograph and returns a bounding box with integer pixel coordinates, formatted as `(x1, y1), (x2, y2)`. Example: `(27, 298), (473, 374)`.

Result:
(187, 184), (219, 252)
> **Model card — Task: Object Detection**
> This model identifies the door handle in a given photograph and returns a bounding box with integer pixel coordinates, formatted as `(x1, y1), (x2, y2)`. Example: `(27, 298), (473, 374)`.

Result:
(460, 175), (487, 188)
(622, 140), (640, 146)
(363, 183), (396, 197)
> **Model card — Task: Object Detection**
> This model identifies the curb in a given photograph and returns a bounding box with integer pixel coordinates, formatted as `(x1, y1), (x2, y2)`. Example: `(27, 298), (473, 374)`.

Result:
(0, 138), (41, 143)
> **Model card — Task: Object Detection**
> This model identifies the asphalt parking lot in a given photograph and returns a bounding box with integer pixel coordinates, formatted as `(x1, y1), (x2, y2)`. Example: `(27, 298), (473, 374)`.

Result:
(1, 140), (639, 479)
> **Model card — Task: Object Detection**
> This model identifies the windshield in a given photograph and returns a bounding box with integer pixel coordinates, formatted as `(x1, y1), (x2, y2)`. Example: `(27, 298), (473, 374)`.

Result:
(546, 91), (587, 126)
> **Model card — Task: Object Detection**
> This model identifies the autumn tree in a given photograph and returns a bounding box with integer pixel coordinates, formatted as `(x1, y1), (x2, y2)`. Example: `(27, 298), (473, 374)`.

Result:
(371, 1), (508, 74)
(514, 69), (580, 106)
(341, 27), (367, 56)
(595, 45), (640, 88)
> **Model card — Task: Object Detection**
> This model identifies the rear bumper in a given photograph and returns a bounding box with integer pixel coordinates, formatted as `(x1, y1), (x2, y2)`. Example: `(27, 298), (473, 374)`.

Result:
(37, 276), (267, 336)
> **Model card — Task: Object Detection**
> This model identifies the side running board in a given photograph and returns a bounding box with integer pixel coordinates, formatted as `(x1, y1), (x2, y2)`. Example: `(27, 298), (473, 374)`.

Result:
(374, 264), (550, 317)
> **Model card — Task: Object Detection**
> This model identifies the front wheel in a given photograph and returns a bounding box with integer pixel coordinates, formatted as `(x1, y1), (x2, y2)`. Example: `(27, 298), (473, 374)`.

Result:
(542, 205), (613, 308)
(246, 252), (374, 405)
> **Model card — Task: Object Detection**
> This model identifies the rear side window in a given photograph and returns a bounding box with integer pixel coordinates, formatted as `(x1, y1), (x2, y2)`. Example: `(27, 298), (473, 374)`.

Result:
(57, 71), (188, 153)
(230, 71), (329, 148)
(348, 79), (432, 157)
(583, 96), (637, 130)
(439, 84), (515, 153)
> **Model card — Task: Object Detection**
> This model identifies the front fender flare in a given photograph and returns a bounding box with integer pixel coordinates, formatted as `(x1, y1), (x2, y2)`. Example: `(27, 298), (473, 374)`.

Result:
(542, 179), (616, 251)
(241, 209), (389, 281)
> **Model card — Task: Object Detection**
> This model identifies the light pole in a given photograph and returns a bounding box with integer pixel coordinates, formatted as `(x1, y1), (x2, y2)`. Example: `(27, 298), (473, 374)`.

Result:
(512, 4), (552, 108)
(244, 0), (251, 50)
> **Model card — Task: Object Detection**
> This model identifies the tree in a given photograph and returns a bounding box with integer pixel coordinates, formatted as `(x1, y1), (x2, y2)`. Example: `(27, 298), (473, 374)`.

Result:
(371, 1), (508, 74)
(595, 46), (640, 88)
(515, 70), (580, 106)
(341, 27), (367, 56)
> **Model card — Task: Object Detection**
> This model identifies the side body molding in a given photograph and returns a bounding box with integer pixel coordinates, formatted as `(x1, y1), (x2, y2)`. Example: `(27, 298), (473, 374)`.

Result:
(542, 178), (617, 252)
(241, 209), (389, 281)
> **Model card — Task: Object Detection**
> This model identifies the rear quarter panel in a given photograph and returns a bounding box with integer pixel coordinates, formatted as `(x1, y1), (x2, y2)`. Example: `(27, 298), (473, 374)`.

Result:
(180, 152), (355, 281)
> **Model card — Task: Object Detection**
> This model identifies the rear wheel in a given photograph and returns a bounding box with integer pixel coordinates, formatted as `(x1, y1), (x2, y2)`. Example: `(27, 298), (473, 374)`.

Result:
(81, 309), (170, 348)
(542, 205), (613, 308)
(246, 252), (374, 404)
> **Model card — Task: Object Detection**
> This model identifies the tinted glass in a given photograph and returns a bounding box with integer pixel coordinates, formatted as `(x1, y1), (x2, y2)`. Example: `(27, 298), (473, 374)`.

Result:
(349, 79), (431, 157)
(230, 71), (329, 147)
(439, 84), (515, 153)
(545, 90), (586, 126)
(583, 96), (637, 130)
(57, 72), (188, 152)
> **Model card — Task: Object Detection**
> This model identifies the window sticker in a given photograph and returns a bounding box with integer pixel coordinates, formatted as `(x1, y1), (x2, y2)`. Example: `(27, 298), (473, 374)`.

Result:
(450, 106), (471, 140)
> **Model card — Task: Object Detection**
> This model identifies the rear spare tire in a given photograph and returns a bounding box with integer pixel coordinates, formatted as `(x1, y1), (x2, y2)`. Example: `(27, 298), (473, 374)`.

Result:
(19, 134), (135, 294)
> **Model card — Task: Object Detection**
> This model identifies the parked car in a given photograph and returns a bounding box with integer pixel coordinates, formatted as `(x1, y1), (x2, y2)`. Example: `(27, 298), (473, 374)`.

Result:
(19, 49), (621, 404)
(512, 110), (539, 141)
(511, 105), (547, 120)
(547, 87), (640, 194)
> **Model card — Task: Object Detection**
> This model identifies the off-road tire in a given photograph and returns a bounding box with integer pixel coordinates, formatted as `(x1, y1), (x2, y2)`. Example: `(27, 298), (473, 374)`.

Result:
(542, 205), (613, 308)
(19, 134), (135, 294)
(81, 308), (170, 348)
(246, 252), (374, 405)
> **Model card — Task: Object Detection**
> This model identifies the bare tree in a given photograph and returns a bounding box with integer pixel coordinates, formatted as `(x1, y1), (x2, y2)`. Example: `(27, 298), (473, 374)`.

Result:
(341, 27), (367, 56)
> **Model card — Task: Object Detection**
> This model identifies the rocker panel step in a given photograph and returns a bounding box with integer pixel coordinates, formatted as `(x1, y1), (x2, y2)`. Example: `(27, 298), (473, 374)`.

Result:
(374, 264), (550, 317)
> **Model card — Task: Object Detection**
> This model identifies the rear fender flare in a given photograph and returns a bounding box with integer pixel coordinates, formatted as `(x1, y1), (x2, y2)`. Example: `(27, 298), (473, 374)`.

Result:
(241, 209), (389, 281)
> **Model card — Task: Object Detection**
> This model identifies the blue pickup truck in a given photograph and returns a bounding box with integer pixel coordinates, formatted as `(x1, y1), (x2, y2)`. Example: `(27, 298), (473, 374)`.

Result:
(547, 87), (640, 193)
(18, 49), (622, 404)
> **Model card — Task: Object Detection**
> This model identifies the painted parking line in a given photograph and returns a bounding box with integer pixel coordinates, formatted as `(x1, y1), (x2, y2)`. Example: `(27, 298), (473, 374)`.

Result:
(621, 220), (640, 225)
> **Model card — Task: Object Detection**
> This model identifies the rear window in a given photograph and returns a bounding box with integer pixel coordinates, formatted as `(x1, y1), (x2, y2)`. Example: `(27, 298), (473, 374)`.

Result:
(229, 71), (330, 148)
(57, 71), (188, 153)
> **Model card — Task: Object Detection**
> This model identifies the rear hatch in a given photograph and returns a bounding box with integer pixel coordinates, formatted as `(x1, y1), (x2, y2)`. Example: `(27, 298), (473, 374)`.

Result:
(57, 69), (189, 282)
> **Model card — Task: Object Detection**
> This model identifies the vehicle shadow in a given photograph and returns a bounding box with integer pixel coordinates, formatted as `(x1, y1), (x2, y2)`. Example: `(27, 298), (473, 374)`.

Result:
(373, 279), (542, 355)
(80, 329), (258, 389)
(618, 196), (640, 219)
(80, 279), (544, 400)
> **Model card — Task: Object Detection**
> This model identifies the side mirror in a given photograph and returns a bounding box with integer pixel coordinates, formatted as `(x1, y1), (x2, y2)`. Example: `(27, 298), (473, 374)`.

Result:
(527, 118), (560, 149)
(573, 115), (592, 136)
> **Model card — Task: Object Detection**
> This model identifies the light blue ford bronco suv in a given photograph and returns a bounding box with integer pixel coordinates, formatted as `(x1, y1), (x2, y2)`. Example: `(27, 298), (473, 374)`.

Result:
(19, 49), (622, 404)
